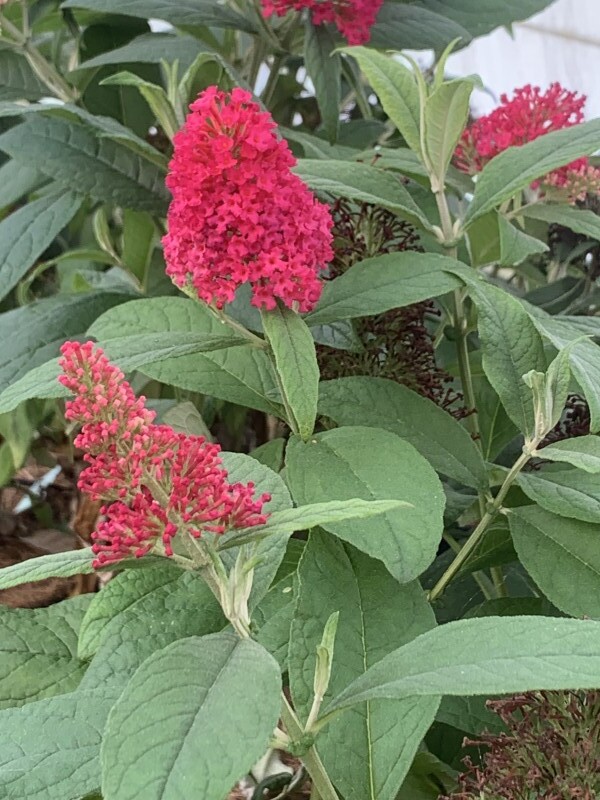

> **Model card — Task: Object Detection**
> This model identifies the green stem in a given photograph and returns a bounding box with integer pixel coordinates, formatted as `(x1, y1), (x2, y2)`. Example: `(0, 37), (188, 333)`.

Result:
(442, 532), (494, 600)
(280, 697), (340, 800)
(429, 445), (535, 601)
(247, 39), (267, 89)
(261, 54), (283, 107)
(0, 13), (77, 102)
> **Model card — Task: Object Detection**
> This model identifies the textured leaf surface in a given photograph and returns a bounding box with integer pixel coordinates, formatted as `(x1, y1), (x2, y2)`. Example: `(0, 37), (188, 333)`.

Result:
(537, 436), (600, 472)
(0, 116), (169, 212)
(521, 203), (600, 240)
(0, 191), (83, 303)
(80, 571), (226, 689)
(468, 280), (546, 436)
(0, 686), (121, 800)
(303, 252), (462, 327)
(76, 32), (212, 72)
(0, 549), (94, 591)
(289, 535), (437, 800)
(285, 427), (444, 582)
(369, 4), (470, 50)
(0, 291), (132, 392)
(78, 564), (184, 660)
(295, 160), (433, 231)
(339, 48), (421, 153)
(319, 377), (487, 488)
(518, 467), (600, 523)
(509, 505), (600, 618)
(417, 0), (556, 37)
(101, 634), (281, 800)
(88, 298), (282, 415)
(304, 21), (340, 142)
(0, 596), (90, 709)
(262, 304), (319, 439)
(328, 616), (600, 712)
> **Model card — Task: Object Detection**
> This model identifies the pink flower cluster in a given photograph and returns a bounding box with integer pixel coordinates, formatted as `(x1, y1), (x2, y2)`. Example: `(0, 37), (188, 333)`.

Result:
(260, 0), (383, 45)
(455, 83), (600, 202)
(59, 341), (270, 567)
(163, 87), (333, 313)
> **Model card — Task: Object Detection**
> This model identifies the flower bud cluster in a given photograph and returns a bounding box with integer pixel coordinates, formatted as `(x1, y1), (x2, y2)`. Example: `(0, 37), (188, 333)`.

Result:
(59, 341), (270, 567)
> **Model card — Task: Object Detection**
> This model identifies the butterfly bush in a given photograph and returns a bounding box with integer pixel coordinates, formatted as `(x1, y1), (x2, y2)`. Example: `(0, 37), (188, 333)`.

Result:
(455, 83), (600, 202)
(163, 87), (333, 312)
(260, 0), (383, 45)
(59, 341), (270, 567)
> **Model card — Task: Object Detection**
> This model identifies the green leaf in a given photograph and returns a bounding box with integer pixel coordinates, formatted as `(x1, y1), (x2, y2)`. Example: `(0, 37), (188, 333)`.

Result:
(289, 535), (437, 800)
(467, 279), (547, 436)
(0, 159), (46, 209)
(465, 119), (600, 224)
(0, 596), (91, 709)
(79, 571), (226, 689)
(509, 505), (600, 618)
(76, 32), (213, 72)
(527, 311), (600, 431)
(100, 71), (180, 140)
(0, 291), (132, 392)
(250, 438), (286, 472)
(121, 209), (155, 283)
(537, 436), (600, 472)
(253, 571), (295, 667)
(417, 0), (555, 38)
(339, 47), (421, 154)
(0, 549), (94, 591)
(369, 4), (470, 50)
(472, 375), (518, 461)
(62, 0), (256, 30)
(101, 634), (281, 800)
(295, 160), (434, 231)
(0, 190), (83, 303)
(217, 451), (293, 607)
(220, 499), (409, 549)
(78, 564), (185, 660)
(304, 20), (340, 143)
(0, 49), (46, 101)
(0, 115), (169, 213)
(424, 80), (472, 189)
(0, 101), (168, 167)
(437, 695), (505, 736)
(285, 427), (444, 583)
(518, 466), (600, 524)
(326, 616), (600, 713)
(262, 303), (319, 439)
(303, 251), (462, 327)
(87, 297), (283, 415)
(0, 686), (121, 800)
(520, 202), (600, 240)
(318, 376), (487, 489)
(498, 214), (549, 266)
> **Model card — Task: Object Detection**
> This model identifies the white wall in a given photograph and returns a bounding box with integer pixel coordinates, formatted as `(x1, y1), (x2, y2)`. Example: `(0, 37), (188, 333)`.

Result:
(440, 0), (600, 119)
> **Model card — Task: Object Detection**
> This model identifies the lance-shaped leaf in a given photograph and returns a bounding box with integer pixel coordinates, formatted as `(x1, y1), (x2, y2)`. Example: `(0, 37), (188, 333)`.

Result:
(326, 616), (600, 713)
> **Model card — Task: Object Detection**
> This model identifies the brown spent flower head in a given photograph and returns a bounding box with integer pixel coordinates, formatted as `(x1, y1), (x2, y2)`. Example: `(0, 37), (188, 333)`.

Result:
(443, 691), (600, 800)
(317, 198), (466, 418)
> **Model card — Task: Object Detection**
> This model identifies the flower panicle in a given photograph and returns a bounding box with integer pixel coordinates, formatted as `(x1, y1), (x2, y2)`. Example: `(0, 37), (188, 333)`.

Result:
(454, 83), (600, 204)
(163, 87), (333, 313)
(260, 0), (384, 45)
(59, 341), (271, 568)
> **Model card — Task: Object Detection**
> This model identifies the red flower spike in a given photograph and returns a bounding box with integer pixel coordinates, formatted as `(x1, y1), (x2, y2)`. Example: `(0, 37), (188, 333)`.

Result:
(260, 0), (383, 45)
(454, 83), (600, 204)
(60, 341), (270, 568)
(163, 87), (333, 313)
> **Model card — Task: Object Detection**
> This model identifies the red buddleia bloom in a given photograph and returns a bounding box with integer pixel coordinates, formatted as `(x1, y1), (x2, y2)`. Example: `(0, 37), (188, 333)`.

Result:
(163, 87), (333, 313)
(260, 0), (383, 45)
(455, 83), (586, 174)
(59, 341), (270, 567)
